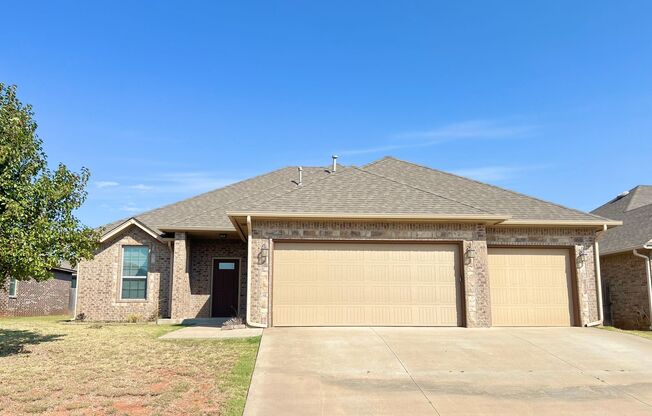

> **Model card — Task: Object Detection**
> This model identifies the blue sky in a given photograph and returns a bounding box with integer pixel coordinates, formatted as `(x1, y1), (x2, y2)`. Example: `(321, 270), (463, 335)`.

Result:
(2, 1), (651, 227)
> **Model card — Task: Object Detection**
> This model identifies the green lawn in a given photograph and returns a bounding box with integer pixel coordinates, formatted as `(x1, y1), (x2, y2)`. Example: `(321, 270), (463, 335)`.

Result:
(601, 325), (652, 341)
(0, 316), (260, 415)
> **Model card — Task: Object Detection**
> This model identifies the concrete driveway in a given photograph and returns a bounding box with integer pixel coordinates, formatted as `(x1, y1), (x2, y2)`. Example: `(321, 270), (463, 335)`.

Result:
(244, 327), (652, 415)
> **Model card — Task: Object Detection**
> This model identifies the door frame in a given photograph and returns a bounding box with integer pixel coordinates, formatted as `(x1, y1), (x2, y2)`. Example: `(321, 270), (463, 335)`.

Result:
(268, 239), (466, 327)
(209, 257), (242, 318)
(486, 245), (580, 327)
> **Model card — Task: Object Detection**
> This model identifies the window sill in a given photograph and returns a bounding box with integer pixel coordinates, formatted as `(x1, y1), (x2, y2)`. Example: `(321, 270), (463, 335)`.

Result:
(117, 299), (148, 303)
(8, 296), (17, 299)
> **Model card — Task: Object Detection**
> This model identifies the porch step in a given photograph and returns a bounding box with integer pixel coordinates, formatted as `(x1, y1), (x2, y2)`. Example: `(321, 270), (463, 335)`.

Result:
(157, 317), (230, 326)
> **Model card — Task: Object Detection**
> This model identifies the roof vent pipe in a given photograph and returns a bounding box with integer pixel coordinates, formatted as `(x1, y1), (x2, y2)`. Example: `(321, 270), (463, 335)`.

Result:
(331, 155), (338, 173)
(297, 166), (303, 186)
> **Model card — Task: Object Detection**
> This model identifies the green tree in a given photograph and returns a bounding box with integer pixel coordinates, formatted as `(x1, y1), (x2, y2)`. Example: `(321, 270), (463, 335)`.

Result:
(0, 84), (98, 285)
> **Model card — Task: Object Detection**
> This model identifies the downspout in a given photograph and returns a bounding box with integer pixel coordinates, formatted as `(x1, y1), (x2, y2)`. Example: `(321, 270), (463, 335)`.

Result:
(73, 263), (80, 319)
(632, 248), (652, 330)
(167, 241), (173, 319)
(586, 224), (606, 327)
(246, 215), (265, 328)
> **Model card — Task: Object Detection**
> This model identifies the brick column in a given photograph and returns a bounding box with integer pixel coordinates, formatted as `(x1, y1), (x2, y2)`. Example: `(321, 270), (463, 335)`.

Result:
(463, 225), (491, 328)
(170, 232), (191, 320)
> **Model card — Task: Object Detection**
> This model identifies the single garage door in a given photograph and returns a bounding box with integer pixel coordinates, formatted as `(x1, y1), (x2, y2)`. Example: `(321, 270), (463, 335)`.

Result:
(272, 242), (461, 326)
(488, 248), (574, 326)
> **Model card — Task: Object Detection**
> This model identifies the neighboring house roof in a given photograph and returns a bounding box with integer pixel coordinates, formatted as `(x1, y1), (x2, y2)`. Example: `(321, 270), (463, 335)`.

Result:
(99, 156), (617, 238)
(591, 185), (652, 255)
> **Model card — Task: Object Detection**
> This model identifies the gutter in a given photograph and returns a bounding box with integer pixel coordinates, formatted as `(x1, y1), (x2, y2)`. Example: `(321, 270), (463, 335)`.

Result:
(246, 215), (265, 328)
(586, 224), (607, 327)
(632, 248), (652, 330)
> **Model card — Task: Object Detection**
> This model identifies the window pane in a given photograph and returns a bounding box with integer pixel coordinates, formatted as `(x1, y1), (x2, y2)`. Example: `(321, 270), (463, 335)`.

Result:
(71, 276), (77, 289)
(122, 278), (146, 299)
(8, 278), (17, 297)
(122, 246), (149, 277)
(218, 262), (236, 270)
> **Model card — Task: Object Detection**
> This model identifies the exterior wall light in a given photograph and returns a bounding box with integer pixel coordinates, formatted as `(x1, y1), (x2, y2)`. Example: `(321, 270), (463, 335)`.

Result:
(577, 249), (588, 268)
(259, 246), (269, 265)
(465, 247), (477, 261)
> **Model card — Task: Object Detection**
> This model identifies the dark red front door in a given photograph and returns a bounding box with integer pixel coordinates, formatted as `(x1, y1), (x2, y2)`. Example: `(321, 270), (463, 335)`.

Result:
(212, 259), (239, 317)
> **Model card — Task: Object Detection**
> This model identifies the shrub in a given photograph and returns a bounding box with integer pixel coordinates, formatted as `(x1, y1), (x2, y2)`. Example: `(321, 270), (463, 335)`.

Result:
(126, 314), (141, 323)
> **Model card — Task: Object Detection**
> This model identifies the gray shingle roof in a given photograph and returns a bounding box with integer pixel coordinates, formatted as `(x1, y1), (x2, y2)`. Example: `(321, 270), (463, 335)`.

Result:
(100, 166), (332, 234)
(364, 157), (611, 223)
(100, 156), (615, 237)
(238, 167), (495, 217)
(591, 186), (652, 254)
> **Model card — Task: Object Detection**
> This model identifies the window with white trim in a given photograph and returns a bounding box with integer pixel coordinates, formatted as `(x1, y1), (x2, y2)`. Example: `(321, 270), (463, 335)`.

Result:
(8, 278), (17, 298)
(121, 246), (149, 300)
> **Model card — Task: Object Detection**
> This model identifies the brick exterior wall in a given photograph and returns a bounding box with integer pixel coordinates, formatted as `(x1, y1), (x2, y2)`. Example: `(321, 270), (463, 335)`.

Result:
(188, 239), (247, 318)
(76, 226), (171, 321)
(77, 221), (601, 326)
(601, 251), (651, 329)
(0, 271), (73, 317)
(249, 220), (600, 328)
(486, 226), (599, 325)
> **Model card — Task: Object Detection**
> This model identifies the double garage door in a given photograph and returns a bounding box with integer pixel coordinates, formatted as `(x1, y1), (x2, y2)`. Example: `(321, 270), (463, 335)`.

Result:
(271, 242), (574, 327)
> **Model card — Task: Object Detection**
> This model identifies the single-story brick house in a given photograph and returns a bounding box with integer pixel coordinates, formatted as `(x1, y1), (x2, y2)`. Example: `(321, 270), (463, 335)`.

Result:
(592, 186), (652, 330)
(1, 262), (77, 317)
(76, 156), (619, 327)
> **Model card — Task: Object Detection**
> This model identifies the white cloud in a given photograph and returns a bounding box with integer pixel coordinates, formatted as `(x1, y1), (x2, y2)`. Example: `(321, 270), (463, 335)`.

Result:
(130, 184), (153, 191)
(95, 180), (119, 188)
(120, 204), (145, 213)
(341, 119), (538, 156)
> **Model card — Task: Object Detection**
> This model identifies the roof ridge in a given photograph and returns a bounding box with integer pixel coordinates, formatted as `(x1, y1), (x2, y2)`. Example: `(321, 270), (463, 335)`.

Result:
(163, 166), (331, 227)
(626, 185), (652, 211)
(358, 166), (495, 215)
(380, 156), (610, 222)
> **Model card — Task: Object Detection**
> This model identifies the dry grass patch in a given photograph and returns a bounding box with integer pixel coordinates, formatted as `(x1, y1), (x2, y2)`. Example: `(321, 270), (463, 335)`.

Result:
(0, 316), (260, 415)
(600, 325), (652, 341)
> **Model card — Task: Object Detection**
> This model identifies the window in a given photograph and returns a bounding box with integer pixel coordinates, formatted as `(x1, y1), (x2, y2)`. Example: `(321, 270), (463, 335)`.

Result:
(71, 276), (77, 289)
(121, 246), (149, 300)
(218, 262), (236, 270)
(8, 278), (17, 298)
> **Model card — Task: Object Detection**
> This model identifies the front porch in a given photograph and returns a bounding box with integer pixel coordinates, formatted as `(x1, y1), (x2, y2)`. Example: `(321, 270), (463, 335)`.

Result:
(168, 232), (248, 321)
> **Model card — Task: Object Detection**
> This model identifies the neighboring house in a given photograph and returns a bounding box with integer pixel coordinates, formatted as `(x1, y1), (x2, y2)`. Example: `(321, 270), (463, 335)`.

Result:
(0, 262), (77, 317)
(76, 156), (618, 327)
(592, 186), (652, 330)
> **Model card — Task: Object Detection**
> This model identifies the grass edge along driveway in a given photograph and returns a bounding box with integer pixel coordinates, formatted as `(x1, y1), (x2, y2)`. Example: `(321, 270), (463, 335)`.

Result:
(0, 316), (260, 415)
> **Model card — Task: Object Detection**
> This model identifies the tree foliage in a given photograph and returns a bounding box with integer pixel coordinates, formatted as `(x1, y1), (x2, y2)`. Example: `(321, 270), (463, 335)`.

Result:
(0, 84), (98, 283)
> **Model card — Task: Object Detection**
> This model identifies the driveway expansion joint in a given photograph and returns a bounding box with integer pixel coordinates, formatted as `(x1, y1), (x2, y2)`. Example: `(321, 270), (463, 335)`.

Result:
(370, 328), (442, 416)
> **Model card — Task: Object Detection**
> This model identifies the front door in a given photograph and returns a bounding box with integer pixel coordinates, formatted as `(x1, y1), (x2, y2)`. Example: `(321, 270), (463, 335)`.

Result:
(212, 259), (240, 317)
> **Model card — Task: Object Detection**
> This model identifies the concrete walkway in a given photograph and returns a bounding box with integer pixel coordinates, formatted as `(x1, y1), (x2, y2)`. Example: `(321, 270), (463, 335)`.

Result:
(244, 327), (652, 415)
(160, 325), (262, 340)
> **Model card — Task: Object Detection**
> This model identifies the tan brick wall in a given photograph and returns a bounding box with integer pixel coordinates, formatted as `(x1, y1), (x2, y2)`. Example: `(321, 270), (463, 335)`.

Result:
(77, 226), (171, 321)
(170, 232), (191, 320)
(0, 271), (73, 317)
(486, 226), (599, 326)
(249, 221), (600, 328)
(188, 239), (247, 318)
(601, 251), (651, 329)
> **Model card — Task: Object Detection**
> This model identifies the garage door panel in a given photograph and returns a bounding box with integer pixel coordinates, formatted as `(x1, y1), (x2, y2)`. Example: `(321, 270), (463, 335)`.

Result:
(273, 242), (461, 326)
(488, 248), (574, 327)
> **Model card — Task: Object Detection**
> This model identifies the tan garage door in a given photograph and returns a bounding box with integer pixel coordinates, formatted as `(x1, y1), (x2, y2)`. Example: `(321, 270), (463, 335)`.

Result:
(488, 248), (574, 327)
(272, 242), (461, 326)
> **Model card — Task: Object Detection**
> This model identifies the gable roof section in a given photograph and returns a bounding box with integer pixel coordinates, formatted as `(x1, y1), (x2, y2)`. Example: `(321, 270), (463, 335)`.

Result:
(592, 186), (652, 255)
(363, 157), (615, 225)
(100, 166), (332, 235)
(228, 167), (507, 221)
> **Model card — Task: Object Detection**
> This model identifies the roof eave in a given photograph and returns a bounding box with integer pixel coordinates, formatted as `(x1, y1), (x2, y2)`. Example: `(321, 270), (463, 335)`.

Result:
(499, 219), (622, 228)
(100, 218), (163, 243)
(157, 226), (237, 232)
(227, 211), (510, 224)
